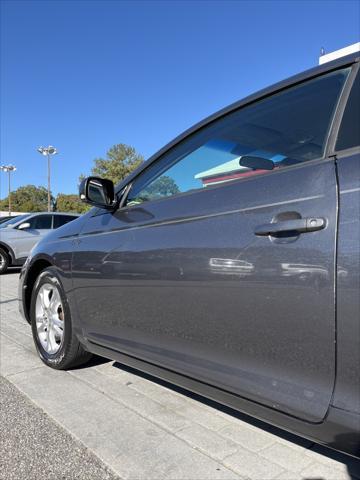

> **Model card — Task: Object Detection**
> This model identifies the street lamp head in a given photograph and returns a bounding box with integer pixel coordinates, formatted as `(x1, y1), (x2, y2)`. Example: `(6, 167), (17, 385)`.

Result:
(37, 145), (57, 156)
(47, 146), (57, 155)
(0, 164), (17, 172)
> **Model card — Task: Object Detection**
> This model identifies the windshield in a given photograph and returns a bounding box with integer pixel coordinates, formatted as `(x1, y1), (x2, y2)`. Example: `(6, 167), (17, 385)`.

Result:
(0, 214), (30, 229)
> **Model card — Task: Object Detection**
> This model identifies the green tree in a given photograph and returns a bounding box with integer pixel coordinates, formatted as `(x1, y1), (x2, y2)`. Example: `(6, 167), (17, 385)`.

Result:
(129, 175), (180, 205)
(82, 143), (144, 185)
(0, 185), (53, 212)
(144, 175), (180, 198)
(55, 194), (90, 214)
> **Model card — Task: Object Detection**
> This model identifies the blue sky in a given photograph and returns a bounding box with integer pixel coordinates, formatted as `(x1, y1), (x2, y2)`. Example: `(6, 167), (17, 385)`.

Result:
(1, 0), (359, 198)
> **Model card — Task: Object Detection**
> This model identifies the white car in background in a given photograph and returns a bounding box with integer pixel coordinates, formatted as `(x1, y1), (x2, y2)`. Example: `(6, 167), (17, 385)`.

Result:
(0, 212), (79, 274)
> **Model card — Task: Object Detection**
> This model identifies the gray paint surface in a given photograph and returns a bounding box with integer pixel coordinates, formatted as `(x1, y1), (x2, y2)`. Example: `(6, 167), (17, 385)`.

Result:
(334, 152), (360, 415)
(72, 159), (337, 424)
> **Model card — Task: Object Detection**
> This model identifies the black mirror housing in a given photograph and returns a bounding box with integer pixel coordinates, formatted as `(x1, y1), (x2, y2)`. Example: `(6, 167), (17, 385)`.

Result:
(79, 177), (116, 210)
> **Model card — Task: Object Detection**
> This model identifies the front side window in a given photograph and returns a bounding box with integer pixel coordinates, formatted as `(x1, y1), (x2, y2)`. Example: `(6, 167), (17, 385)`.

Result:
(127, 68), (349, 206)
(0, 214), (30, 229)
(53, 215), (77, 229)
(28, 215), (53, 230)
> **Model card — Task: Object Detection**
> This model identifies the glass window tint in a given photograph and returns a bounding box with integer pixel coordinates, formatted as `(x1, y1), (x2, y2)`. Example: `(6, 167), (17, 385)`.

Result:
(127, 68), (349, 206)
(0, 214), (30, 229)
(336, 71), (360, 151)
(53, 215), (77, 229)
(28, 215), (53, 229)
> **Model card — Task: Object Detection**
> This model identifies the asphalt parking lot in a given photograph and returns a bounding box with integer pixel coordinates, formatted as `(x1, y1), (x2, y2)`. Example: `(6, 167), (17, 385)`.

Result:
(1, 270), (360, 480)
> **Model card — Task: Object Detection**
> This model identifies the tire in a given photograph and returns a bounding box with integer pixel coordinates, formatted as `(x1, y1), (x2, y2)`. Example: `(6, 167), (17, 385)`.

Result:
(0, 248), (9, 274)
(30, 267), (92, 369)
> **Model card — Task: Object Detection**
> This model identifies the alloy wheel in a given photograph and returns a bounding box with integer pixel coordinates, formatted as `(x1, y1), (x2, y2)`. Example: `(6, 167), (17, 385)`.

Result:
(35, 283), (64, 354)
(0, 252), (5, 269)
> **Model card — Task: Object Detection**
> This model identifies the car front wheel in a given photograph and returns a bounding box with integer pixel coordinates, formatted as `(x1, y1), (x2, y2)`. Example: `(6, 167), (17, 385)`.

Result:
(30, 267), (92, 369)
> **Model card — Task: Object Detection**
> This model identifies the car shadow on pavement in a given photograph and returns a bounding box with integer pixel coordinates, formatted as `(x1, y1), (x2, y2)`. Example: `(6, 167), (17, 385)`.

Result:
(79, 354), (111, 369)
(111, 361), (360, 479)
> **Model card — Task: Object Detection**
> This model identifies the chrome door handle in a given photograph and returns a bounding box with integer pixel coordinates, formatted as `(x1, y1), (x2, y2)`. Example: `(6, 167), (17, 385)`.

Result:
(254, 217), (326, 236)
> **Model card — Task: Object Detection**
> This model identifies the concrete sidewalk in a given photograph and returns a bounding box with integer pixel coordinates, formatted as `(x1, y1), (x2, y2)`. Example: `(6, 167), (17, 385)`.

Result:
(1, 270), (359, 480)
(0, 375), (119, 480)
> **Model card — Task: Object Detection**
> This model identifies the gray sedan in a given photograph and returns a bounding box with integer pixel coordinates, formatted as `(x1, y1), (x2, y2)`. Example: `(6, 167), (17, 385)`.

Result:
(0, 212), (78, 274)
(19, 50), (360, 457)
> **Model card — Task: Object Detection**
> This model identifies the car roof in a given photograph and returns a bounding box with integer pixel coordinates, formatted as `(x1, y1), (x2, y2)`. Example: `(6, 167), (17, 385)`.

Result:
(115, 51), (360, 193)
(27, 212), (79, 216)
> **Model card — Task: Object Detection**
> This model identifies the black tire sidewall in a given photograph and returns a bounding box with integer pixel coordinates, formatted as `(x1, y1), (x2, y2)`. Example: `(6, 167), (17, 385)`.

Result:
(30, 268), (74, 368)
(0, 248), (9, 274)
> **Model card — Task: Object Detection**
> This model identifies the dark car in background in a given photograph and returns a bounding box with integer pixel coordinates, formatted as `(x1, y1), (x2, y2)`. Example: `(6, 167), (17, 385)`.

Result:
(19, 51), (360, 457)
(0, 212), (78, 273)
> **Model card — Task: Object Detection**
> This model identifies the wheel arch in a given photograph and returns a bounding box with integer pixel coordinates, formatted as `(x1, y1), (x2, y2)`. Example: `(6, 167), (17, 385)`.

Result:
(0, 241), (15, 265)
(23, 258), (53, 323)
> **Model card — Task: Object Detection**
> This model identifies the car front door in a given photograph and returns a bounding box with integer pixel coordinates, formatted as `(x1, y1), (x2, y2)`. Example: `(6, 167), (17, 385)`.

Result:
(14, 214), (53, 259)
(72, 66), (351, 422)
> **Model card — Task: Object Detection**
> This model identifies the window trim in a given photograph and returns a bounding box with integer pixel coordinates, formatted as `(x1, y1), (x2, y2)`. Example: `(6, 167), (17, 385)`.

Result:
(326, 62), (360, 156)
(335, 145), (360, 159)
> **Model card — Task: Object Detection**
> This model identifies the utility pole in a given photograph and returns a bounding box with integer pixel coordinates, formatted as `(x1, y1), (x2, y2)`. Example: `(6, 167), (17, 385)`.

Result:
(0, 165), (17, 216)
(37, 146), (57, 211)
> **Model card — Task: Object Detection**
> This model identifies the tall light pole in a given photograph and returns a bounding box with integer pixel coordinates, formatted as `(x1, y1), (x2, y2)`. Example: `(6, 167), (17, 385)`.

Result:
(0, 164), (17, 216)
(37, 146), (57, 212)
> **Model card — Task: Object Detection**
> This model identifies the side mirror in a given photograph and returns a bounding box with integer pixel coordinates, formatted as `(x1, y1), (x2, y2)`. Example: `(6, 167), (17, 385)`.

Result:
(239, 156), (275, 171)
(79, 177), (116, 210)
(17, 222), (31, 230)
